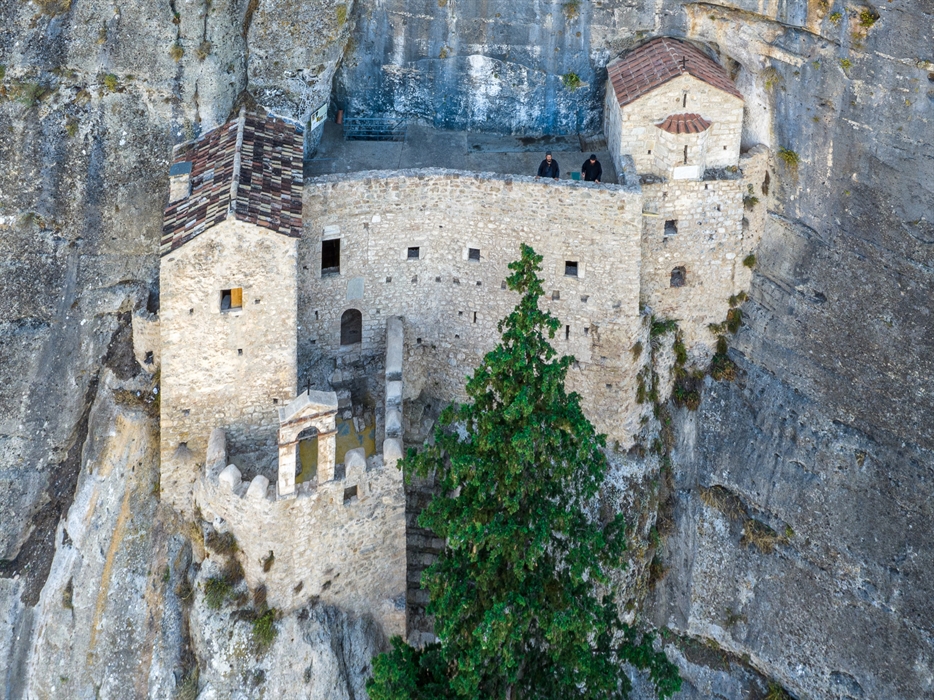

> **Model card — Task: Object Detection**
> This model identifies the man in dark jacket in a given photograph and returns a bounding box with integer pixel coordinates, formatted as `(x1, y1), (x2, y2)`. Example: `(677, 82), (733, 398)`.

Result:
(536, 152), (560, 180)
(581, 154), (602, 183)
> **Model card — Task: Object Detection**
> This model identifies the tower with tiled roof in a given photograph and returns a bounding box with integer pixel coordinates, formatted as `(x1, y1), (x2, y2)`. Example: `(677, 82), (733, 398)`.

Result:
(604, 37), (744, 181)
(158, 110), (304, 511)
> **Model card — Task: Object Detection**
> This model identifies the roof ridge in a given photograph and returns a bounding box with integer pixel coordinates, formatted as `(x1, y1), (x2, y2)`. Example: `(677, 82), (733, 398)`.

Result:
(228, 107), (247, 219)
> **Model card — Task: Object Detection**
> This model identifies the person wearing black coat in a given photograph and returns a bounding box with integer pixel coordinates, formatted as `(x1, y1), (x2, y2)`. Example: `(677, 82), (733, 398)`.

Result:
(581, 154), (602, 183)
(536, 152), (560, 180)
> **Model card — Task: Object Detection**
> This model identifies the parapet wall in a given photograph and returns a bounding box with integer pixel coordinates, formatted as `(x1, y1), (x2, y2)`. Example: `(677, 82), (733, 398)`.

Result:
(196, 428), (407, 638)
(300, 169), (646, 441)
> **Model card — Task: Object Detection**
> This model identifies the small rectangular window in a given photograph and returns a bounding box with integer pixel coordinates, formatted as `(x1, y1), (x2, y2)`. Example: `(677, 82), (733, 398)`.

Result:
(683, 145), (689, 164)
(468, 247), (481, 262)
(565, 261), (579, 277)
(343, 485), (358, 503)
(321, 239), (340, 275)
(221, 287), (242, 311)
(664, 220), (678, 236)
(407, 246), (420, 259)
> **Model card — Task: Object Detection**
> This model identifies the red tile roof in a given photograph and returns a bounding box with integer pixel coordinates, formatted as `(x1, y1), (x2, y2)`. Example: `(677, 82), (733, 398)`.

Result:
(656, 113), (712, 134)
(607, 37), (743, 108)
(161, 111), (303, 256)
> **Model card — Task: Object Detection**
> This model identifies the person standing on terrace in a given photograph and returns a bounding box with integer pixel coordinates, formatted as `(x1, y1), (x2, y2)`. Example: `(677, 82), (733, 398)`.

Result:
(536, 152), (560, 180)
(581, 154), (602, 183)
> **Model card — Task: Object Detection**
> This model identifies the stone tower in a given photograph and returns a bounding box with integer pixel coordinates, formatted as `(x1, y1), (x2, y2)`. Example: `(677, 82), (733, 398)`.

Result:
(158, 110), (304, 511)
(604, 37), (768, 348)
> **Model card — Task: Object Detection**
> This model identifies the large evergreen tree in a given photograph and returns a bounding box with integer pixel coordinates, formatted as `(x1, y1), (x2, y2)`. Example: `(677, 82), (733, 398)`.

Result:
(368, 245), (681, 700)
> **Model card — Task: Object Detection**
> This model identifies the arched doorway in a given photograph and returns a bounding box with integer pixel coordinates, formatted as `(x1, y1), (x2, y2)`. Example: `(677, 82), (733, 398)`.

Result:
(341, 309), (362, 346)
(296, 426), (318, 484)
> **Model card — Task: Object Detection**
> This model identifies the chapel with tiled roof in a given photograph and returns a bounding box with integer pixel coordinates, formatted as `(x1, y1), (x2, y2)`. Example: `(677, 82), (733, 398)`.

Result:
(161, 110), (303, 256)
(603, 37), (745, 182)
(606, 37), (743, 109)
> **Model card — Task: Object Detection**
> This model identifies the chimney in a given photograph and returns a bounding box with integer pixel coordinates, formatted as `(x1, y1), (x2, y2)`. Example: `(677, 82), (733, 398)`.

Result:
(168, 161), (192, 203)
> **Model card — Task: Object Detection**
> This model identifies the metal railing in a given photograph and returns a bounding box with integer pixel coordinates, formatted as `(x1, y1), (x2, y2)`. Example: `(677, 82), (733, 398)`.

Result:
(342, 116), (407, 141)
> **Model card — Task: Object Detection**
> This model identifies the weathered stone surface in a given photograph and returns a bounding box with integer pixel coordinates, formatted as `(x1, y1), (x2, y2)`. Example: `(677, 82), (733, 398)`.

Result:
(218, 464), (242, 491)
(383, 439), (403, 467)
(246, 474), (270, 500)
(189, 565), (387, 700)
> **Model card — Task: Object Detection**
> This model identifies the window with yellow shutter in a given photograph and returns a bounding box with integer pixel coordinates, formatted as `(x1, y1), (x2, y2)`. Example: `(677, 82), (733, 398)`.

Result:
(221, 288), (243, 311)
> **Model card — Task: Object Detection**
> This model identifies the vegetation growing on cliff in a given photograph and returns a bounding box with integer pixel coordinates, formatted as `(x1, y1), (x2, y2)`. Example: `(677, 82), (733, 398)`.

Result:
(368, 245), (681, 699)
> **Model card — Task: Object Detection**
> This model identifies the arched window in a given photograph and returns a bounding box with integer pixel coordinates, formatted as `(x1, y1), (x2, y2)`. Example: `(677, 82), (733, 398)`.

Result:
(341, 309), (363, 346)
(670, 266), (687, 288)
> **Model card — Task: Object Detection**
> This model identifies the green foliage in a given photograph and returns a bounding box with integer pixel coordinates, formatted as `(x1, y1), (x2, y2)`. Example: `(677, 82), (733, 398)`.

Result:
(561, 72), (583, 89)
(630, 340), (643, 360)
(10, 81), (53, 107)
(777, 147), (800, 169)
(175, 671), (199, 700)
(35, 0), (72, 16)
(62, 578), (74, 609)
(672, 334), (688, 368)
(369, 640), (452, 700)
(742, 254), (757, 269)
(561, 0), (581, 20)
(741, 519), (781, 553)
(102, 73), (119, 92)
(725, 308), (743, 334)
(858, 10), (878, 28)
(170, 42), (185, 61)
(743, 184), (759, 210)
(672, 378), (700, 411)
(765, 682), (792, 700)
(839, 57), (852, 70)
(65, 118), (79, 137)
(205, 530), (238, 555)
(829, 11), (843, 23)
(368, 245), (680, 699)
(336, 4), (348, 25)
(0, 65), (5, 80)
(196, 41), (212, 61)
(709, 352), (737, 382)
(762, 66), (782, 92)
(650, 317), (678, 337)
(252, 608), (278, 649)
(204, 576), (233, 609)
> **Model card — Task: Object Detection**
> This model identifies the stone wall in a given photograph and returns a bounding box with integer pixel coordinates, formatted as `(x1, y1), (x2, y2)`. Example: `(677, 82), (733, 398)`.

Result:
(300, 169), (646, 441)
(641, 146), (769, 351)
(160, 220), (299, 511)
(196, 429), (407, 639)
(605, 74), (744, 178)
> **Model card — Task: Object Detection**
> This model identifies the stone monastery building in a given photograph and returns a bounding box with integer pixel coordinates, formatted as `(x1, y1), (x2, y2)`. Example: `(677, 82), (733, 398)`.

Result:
(152, 37), (768, 643)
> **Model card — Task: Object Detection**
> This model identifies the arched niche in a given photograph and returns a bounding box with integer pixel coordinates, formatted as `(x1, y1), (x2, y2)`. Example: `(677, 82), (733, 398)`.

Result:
(341, 309), (362, 346)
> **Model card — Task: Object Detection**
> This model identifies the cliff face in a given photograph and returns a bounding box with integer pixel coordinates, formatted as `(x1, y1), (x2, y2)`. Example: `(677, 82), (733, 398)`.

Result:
(1, 0), (932, 697)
